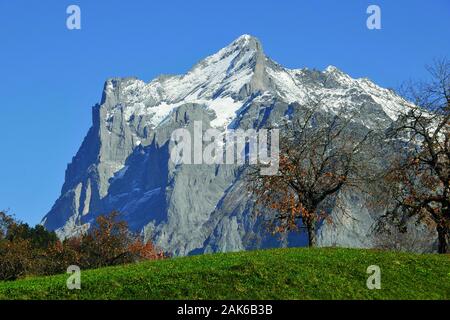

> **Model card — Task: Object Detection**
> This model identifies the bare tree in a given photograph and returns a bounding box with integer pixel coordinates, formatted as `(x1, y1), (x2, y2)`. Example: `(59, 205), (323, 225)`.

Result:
(377, 58), (450, 253)
(373, 221), (437, 253)
(247, 101), (376, 247)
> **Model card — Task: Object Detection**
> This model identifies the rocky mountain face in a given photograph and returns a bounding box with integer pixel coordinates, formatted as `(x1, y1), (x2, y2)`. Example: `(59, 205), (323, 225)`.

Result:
(42, 35), (430, 255)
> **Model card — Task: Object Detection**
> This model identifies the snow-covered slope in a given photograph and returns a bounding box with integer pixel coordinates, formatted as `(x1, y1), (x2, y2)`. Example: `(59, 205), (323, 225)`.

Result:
(102, 34), (411, 130)
(42, 35), (416, 255)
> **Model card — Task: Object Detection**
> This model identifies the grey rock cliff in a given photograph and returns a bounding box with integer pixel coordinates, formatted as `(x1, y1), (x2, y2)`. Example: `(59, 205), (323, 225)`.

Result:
(42, 35), (423, 255)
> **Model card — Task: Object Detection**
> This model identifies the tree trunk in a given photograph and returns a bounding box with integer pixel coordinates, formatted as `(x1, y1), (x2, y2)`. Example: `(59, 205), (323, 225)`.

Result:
(437, 224), (448, 254)
(305, 217), (317, 247)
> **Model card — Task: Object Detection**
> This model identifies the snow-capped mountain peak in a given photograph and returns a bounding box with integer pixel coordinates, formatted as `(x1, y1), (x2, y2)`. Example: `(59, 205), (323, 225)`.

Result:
(43, 34), (417, 255)
(100, 35), (412, 132)
(101, 35), (270, 129)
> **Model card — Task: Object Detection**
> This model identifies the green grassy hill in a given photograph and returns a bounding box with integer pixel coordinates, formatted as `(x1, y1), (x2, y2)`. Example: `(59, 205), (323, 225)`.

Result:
(0, 248), (448, 300)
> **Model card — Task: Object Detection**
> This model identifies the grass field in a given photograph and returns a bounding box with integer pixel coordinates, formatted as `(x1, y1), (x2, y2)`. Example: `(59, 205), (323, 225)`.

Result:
(0, 247), (448, 300)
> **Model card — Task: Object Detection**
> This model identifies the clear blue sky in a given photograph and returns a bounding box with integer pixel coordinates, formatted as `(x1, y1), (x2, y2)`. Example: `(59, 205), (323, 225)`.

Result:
(0, 0), (449, 225)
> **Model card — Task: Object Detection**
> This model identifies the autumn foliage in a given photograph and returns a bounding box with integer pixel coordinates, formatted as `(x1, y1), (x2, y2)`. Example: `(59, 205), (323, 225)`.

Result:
(247, 103), (376, 247)
(0, 211), (165, 281)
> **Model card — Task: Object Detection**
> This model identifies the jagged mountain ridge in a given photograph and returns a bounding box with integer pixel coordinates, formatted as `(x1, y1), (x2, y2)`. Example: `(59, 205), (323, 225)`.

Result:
(42, 35), (416, 255)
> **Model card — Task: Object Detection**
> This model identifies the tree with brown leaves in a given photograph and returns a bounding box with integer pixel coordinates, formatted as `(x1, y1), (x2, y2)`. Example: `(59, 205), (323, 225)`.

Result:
(81, 211), (165, 267)
(0, 210), (165, 280)
(378, 58), (450, 253)
(247, 103), (376, 247)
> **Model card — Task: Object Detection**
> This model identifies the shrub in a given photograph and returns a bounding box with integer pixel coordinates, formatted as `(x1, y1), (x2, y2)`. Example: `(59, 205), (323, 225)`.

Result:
(34, 238), (82, 276)
(0, 239), (33, 281)
(0, 210), (165, 281)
